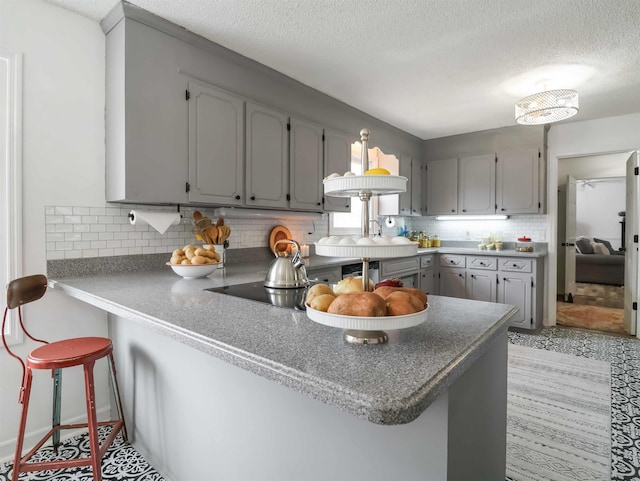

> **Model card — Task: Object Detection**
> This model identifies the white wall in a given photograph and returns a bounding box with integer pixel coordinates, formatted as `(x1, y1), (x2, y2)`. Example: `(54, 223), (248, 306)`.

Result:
(0, 0), (110, 461)
(576, 178), (626, 249)
(558, 152), (629, 185)
(546, 113), (640, 325)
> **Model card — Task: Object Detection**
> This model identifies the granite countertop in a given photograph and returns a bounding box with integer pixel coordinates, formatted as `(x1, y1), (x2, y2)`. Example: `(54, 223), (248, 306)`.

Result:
(49, 258), (517, 426)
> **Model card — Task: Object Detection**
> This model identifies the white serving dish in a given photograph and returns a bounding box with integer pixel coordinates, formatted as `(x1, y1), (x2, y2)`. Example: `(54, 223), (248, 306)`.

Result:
(315, 242), (418, 258)
(323, 175), (408, 197)
(166, 262), (218, 279)
(306, 304), (428, 331)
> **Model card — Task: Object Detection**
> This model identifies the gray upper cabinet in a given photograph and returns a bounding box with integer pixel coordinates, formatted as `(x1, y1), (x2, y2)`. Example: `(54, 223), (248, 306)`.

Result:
(426, 158), (458, 215)
(245, 102), (289, 208)
(398, 154), (413, 216)
(323, 128), (352, 212)
(105, 19), (188, 204)
(187, 81), (244, 205)
(410, 158), (424, 216)
(458, 153), (496, 215)
(289, 117), (324, 211)
(496, 149), (540, 214)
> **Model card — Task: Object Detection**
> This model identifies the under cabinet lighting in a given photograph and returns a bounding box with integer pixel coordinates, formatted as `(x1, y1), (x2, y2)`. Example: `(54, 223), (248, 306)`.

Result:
(214, 207), (325, 221)
(435, 215), (509, 221)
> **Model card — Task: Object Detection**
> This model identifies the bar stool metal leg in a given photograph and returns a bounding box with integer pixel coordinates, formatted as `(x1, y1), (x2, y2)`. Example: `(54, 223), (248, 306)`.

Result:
(83, 360), (102, 481)
(52, 368), (62, 452)
(12, 368), (33, 481)
(108, 353), (128, 441)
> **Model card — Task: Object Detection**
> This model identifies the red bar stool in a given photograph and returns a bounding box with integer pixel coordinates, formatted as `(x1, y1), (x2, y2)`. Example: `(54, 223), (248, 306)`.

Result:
(1, 274), (128, 481)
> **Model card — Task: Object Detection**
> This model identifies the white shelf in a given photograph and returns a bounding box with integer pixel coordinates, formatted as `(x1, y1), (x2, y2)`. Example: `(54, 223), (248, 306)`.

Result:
(323, 175), (408, 197)
(306, 304), (429, 331)
(315, 242), (418, 258)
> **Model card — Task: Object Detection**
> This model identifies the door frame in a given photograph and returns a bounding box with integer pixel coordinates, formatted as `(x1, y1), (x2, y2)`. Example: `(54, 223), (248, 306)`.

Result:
(548, 148), (637, 326)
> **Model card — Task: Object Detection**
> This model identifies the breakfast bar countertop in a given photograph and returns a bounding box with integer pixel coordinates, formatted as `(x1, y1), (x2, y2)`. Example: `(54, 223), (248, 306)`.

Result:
(49, 262), (517, 425)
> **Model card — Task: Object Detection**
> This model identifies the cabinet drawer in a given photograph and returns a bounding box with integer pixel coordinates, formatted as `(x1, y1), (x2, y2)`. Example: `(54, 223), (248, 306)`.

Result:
(307, 267), (341, 283)
(381, 257), (420, 277)
(420, 255), (435, 269)
(499, 258), (532, 273)
(467, 257), (497, 270)
(439, 254), (466, 268)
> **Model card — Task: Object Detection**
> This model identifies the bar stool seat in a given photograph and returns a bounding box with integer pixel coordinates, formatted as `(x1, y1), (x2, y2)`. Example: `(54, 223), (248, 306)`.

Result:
(2, 275), (127, 481)
(28, 337), (113, 369)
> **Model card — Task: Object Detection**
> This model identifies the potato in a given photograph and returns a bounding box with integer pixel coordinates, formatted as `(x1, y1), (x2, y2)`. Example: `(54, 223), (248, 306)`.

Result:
(211, 252), (221, 262)
(327, 292), (387, 317)
(306, 284), (335, 305)
(195, 247), (208, 257)
(333, 276), (374, 295)
(308, 293), (336, 312)
(385, 291), (425, 316)
(180, 259), (190, 265)
(184, 248), (196, 260)
(172, 248), (185, 257)
(373, 286), (427, 306)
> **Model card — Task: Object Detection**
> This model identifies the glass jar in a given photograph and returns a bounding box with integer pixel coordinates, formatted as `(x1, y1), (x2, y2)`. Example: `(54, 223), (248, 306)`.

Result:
(419, 231), (428, 248)
(431, 235), (441, 247)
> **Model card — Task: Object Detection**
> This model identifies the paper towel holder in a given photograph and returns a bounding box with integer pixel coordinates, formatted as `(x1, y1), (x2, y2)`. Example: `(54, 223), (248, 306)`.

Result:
(128, 208), (183, 221)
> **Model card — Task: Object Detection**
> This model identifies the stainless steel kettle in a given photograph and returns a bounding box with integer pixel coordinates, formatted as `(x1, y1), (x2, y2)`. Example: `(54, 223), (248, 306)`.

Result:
(264, 239), (308, 288)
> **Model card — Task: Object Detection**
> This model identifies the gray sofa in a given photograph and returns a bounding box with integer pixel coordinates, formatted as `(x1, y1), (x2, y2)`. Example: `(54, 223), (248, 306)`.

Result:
(576, 253), (625, 286)
(575, 237), (625, 286)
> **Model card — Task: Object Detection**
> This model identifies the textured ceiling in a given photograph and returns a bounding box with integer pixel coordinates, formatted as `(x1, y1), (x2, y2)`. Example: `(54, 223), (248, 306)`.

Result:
(43, 0), (640, 140)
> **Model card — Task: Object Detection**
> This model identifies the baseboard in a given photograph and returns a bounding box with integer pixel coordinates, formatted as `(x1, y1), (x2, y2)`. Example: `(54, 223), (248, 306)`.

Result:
(0, 405), (111, 463)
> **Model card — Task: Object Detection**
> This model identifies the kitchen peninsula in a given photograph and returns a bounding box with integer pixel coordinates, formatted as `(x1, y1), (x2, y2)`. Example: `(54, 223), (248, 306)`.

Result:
(49, 255), (517, 481)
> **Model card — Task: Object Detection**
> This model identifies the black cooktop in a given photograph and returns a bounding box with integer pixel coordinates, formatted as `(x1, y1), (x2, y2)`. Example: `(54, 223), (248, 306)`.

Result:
(205, 282), (307, 310)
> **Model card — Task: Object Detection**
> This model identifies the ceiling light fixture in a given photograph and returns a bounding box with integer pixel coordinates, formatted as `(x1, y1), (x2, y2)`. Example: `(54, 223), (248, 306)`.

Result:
(515, 89), (579, 125)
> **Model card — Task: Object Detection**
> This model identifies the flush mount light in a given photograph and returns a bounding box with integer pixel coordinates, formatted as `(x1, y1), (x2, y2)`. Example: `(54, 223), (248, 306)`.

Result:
(435, 215), (509, 221)
(515, 89), (579, 125)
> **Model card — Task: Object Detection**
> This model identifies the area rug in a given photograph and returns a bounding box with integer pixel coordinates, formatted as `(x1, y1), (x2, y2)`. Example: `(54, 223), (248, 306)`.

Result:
(557, 301), (626, 335)
(506, 344), (611, 481)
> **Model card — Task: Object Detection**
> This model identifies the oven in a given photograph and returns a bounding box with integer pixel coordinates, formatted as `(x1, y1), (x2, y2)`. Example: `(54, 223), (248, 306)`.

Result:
(341, 261), (380, 285)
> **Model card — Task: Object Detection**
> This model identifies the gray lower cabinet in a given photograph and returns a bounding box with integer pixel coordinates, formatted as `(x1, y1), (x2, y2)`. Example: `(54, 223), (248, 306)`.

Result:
(380, 257), (420, 288)
(323, 129), (353, 212)
(439, 254), (467, 298)
(466, 256), (498, 302)
(496, 257), (543, 330)
(419, 255), (438, 295)
(245, 101), (289, 208)
(188, 80), (244, 205)
(436, 254), (543, 330)
(289, 118), (324, 211)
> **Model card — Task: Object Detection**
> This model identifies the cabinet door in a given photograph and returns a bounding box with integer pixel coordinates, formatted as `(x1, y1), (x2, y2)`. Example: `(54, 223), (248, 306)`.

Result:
(188, 82), (244, 205)
(496, 149), (540, 214)
(411, 159), (423, 216)
(289, 117), (324, 211)
(245, 102), (288, 208)
(426, 158), (458, 215)
(467, 271), (497, 302)
(420, 268), (438, 295)
(440, 268), (466, 299)
(323, 128), (352, 212)
(458, 154), (496, 215)
(497, 273), (532, 328)
(399, 154), (413, 216)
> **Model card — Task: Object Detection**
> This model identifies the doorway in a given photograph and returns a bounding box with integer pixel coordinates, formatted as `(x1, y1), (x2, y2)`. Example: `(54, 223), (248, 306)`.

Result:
(556, 151), (638, 335)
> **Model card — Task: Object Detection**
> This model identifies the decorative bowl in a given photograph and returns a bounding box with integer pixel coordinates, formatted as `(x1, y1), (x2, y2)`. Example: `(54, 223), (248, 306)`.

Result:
(166, 262), (218, 279)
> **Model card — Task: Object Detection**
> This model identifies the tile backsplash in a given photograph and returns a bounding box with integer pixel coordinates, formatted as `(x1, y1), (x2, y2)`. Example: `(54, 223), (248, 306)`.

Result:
(45, 204), (548, 260)
(45, 204), (328, 260)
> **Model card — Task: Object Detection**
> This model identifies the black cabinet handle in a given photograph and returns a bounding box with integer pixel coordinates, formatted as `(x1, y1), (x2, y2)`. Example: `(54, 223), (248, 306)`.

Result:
(462, 209), (466, 212)
(235, 195), (241, 200)
(451, 209), (455, 212)
(459, 273), (463, 277)
(513, 264), (517, 267)
(501, 208), (506, 211)
(317, 202), (321, 206)
(250, 195), (256, 201)
(503, 277), (507, 281)
(471, 274), (475, 278)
